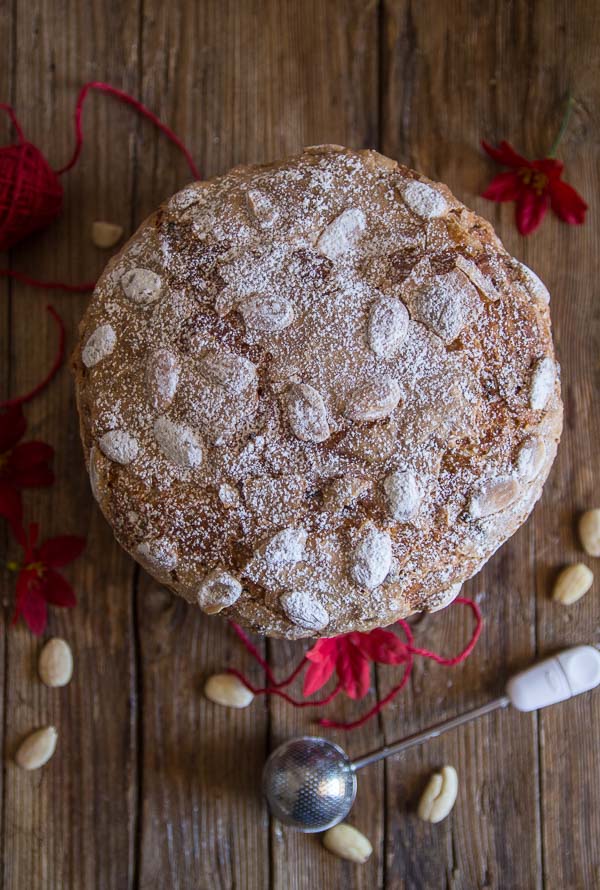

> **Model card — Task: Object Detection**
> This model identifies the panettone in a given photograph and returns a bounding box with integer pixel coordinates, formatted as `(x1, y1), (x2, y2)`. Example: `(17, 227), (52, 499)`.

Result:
(73, 146), (562, 638)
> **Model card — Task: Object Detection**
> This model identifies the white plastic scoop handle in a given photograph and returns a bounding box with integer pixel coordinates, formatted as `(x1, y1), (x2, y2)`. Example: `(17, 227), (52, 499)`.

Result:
(506, 644), (600, 711)
(350, 645), (600, 771)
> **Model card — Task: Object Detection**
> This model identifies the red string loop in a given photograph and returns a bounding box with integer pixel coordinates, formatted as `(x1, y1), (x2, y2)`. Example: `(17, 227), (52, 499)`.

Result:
(227, 596), (483, 731)
(0, 304), (65, 409)
(56, 81), (201, 179)
(0, 81), (200, 287)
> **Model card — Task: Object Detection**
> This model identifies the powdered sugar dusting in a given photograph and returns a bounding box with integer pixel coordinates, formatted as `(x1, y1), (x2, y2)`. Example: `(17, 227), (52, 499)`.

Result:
(76, 146), (561, 638)
(82, 324), (116, 368)
(197, 568), (242, 614)
(284, 383), (330, 443)
(368, 296), (409, 357)
(317, 207), (366, 259)
(383, 469), (422, 522)
(402, 267), (480, 343)
(145, 348), (180, 410)
(120, 268), (162, 305)
(530, 357), (555, 410)
(99, 429), (138, 465)
(345, 375), (401, 421)
(264, 527), (307, 568)
(153, 416), (203, 467)
(137, 538), (178, 572)
(402, 180), (448, 219)
(514, 260), (550, 305)
(350, 525), (393, 589)
(280, 589), (329, 631)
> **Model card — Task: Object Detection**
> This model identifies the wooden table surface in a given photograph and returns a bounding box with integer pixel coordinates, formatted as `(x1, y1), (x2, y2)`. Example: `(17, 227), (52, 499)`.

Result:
(1, 1), (599, 888)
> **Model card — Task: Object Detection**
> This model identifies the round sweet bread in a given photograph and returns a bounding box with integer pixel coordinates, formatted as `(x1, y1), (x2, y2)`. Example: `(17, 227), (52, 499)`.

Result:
(73, 145), (562, 638)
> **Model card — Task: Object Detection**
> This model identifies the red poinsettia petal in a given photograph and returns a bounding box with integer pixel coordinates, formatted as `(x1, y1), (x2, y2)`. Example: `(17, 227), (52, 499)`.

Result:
(10, 441), (54, 470)
(42, 569), (77, 607)
(303, 654), (338, 697)
(13, 573), (47, 635)
(531, 157), (564, 179)
(336, 640), (372, 700)
(305, 637), (339, 664)
(516, 190), (550, 235)
(12, 464), (55, 487)
(355, 627), (409, 665)
(481, 170), (523, 202)
(38, 535), (86, 567)
(303, 638), (339, 696)
(0, 405), (27, 453)
(0, 480), (23, 524)
(481, 140), (530, 168)
(549, 178), (588, 225)
(11, 521), (29, 550)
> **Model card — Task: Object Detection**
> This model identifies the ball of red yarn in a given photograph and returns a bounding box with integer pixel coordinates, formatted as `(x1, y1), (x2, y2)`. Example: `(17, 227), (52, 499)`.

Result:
(0, 106), (63, 252)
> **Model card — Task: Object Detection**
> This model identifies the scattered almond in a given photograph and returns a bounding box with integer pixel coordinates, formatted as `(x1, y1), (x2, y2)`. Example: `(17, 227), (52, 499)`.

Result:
(204, 673), (254, 708)
(322, 823), (373, 863)
(15, 726), (58, 770)
(579, 509), (600, 557)
(418, 766), (458, 823)
(91, 220), (124, 248)
(552, 563), (594, 605)
(38, 638), (73, 687)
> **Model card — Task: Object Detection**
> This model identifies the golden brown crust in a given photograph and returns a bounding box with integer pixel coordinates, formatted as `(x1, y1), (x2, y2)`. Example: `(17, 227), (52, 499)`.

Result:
(72, 146), (562, 638)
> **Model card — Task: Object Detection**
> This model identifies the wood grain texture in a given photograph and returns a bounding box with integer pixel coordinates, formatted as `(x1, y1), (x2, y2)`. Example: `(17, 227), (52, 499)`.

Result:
(0, 0), (14, 868)
(1, 1), (141, 887)
(1, 1), (599, 888)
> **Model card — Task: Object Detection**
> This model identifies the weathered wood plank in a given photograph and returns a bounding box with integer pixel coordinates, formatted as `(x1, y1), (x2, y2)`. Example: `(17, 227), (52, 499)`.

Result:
(2, 2), (140, 887)
(134, 2), (382, 889)
(258, 3), (384, 889)
(378, 2), (560, 887)
(0, 0), (15, 864)
(523, 4), (600, 889)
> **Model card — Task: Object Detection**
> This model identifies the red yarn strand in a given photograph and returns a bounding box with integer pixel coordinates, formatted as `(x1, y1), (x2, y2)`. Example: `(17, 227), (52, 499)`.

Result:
(402, 597), (483, 666)
(226, 596), (483, 731)
(0, 82), (200, 285)
(229, 621), (310, 690)
(318, 665), (413, 731)
(56, 81), (201, 180)
(0, 104), (26, 144)
(0, 304), (65, 409)
(227, 668), (343, 708)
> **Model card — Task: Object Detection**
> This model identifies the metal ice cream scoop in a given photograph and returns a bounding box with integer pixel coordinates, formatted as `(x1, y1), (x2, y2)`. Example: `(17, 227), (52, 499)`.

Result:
(262, 645), (600, 832)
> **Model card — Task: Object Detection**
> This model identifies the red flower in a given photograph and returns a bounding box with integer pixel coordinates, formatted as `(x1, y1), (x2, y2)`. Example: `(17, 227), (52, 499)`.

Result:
(0, 405), (54, 526)
(304, 627), (409, 700)
(9, 522), (85, 635)
(481, 139), (587, 235)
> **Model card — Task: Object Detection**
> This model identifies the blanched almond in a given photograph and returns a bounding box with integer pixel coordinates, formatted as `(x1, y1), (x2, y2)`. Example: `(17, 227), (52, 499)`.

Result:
(552, 563), (594, 605)
(284, 383), (330, 443)
(345, 376), (401, 422)
(418, 766), (458, 822)
(15, 726), (58, 770)
(38, 638), (73, 687)
(579, 509), (600, 557)
(322, 823), (373, 863)
(91, 221), (124, 248)
(204, 673), (254, 708)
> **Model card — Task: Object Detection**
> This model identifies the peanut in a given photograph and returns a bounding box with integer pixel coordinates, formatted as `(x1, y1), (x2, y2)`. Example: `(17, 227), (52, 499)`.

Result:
(552, 563), (594, 605)
(579, 510), (600, 557)
(91, 221), (124, 248)
(15, 726), (58, 770)
(38, 638), (73, 687)
(418, 766), (458, 823)
(204, 673), (254, 708)
(322, 823), (373, 863)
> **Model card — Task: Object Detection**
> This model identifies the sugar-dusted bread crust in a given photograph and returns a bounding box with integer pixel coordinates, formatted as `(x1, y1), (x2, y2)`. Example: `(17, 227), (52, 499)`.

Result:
(73, 146), (562, 638)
